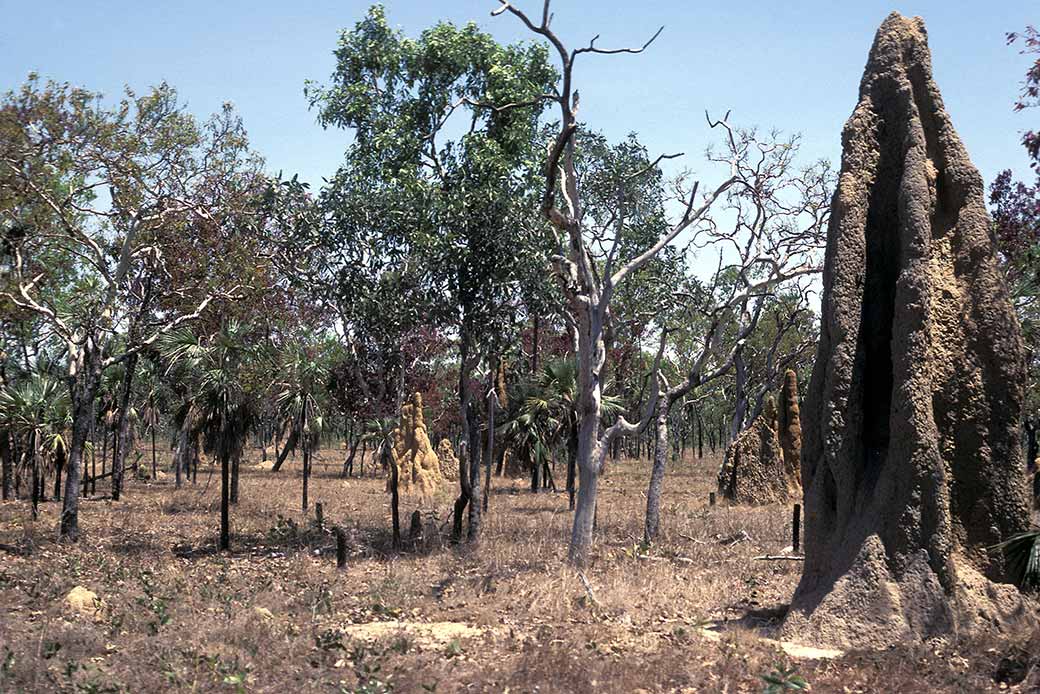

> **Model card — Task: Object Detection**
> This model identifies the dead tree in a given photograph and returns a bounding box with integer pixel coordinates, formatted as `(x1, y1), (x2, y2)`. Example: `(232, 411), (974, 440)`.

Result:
(493, 0), (742, 565)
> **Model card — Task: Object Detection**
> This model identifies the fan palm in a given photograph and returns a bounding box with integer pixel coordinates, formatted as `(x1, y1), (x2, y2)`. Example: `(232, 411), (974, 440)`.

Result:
(161, 320), (264, 550)
(272, 340), (330, 511)
(0, 365), (71, 517)
(991, 528), (1040, 591)
(513, 359), (623, 507)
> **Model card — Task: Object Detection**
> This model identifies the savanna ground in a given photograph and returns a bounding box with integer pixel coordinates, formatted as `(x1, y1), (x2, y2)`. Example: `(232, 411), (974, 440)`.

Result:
(1, 447), (1038, 693)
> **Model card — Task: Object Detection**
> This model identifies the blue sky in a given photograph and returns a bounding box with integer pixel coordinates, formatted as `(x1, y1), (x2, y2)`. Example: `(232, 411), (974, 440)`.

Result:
(1, 1), (1036, 192)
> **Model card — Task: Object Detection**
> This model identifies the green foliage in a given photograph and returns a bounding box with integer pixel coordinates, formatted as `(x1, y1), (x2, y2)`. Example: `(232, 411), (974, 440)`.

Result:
(306, 4), (558, 389)
(499, 358), (625, 472)
(760, 665), (809, 692)
(160, 320), (266, 462)
(991, 528), (1040, 590)
(135, 569), (172, 634)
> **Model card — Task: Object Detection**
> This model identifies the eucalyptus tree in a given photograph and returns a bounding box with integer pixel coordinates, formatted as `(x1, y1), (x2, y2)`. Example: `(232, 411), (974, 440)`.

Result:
(0, 77), (267, 539)
(641, 131), (832, 544)
(492, 0), (833, 563)
(307, 6), (556, 544)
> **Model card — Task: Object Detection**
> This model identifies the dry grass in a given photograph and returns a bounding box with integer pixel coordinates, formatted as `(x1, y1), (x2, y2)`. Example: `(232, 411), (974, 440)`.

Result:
(0, 446), (1037, 693)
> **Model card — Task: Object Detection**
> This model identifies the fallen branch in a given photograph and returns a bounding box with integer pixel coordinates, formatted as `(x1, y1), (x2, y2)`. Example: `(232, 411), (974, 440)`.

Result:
(753, 554), (805, 561)
(718, 530), (752, 545)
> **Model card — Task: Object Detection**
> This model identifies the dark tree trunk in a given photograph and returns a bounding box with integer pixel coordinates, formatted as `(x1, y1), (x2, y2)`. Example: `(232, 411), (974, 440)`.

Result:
(53, 441), (65, 501)
(452, 336), (477, 544)
(30, 434), (39, 520)
(387, 442), (400, 549)
(98, 425), (107, 496)
(302, 444), (310, 512)
(88, 406), (96, 496)
(1, 430), (12, 501)
(61, 349), (103, 541)
(270, 428), (299, 472)
(220, 450), (230, 551)
(301, 398), (310, 511)
(230, 450), (240, 505)
(341, 420), (358, 477)
(542, 459), (556, 491)
(342, 434), (361, 478)
(111, 353), (138, 501)
(482, 380), (497, 514)
(151, 424), (157, 480)
(697, 409), (704, 459)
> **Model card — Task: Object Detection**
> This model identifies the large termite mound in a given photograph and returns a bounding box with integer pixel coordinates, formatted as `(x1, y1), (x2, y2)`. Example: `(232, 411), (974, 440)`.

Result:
(778, 369), (802, 490)
(782, 13), (1033, 649)
(436, 438), (459, 482)
(717, 401), (788, 505)
(388, 393), (442, 498)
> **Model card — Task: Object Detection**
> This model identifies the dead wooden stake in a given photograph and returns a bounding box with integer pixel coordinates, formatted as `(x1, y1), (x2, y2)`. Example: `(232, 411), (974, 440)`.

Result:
(335, 526), (347, 570)
(315, 502), (324, 532)
(409, 509), (422, 542)
(792, 503), (801, 553)
(709, 492), (716, 507)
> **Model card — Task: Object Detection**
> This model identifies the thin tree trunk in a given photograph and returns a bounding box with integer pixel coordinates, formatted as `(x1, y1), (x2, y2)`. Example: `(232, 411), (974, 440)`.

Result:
(1, 430), (12, 500)
(31, 433), (39, 520)
(342, 420), (357, 477)
(174, 426), (187, 489)
(151, 424), (157, 480)
(467, 419), (484, 544)
(452, 336), (477, 543)
(387, 442), (400, 548)
(230, 450), (240, 505)
(531, 313), (540, 375)
(644, 397), (671, 544)
(697, 408), (704, 459)
(98, 425), (107, 496)
(270, 428), (299, 472)
(220, 450), (230, 551)
(543, 459), (556, 491)
(88, 405), (96, 496)
(301, 399), (310, 511)
(302, 444), (310, 512)
(482, 383), (497, 514)
(53, 441), (65, 501)
(111, 353), (138, 501)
